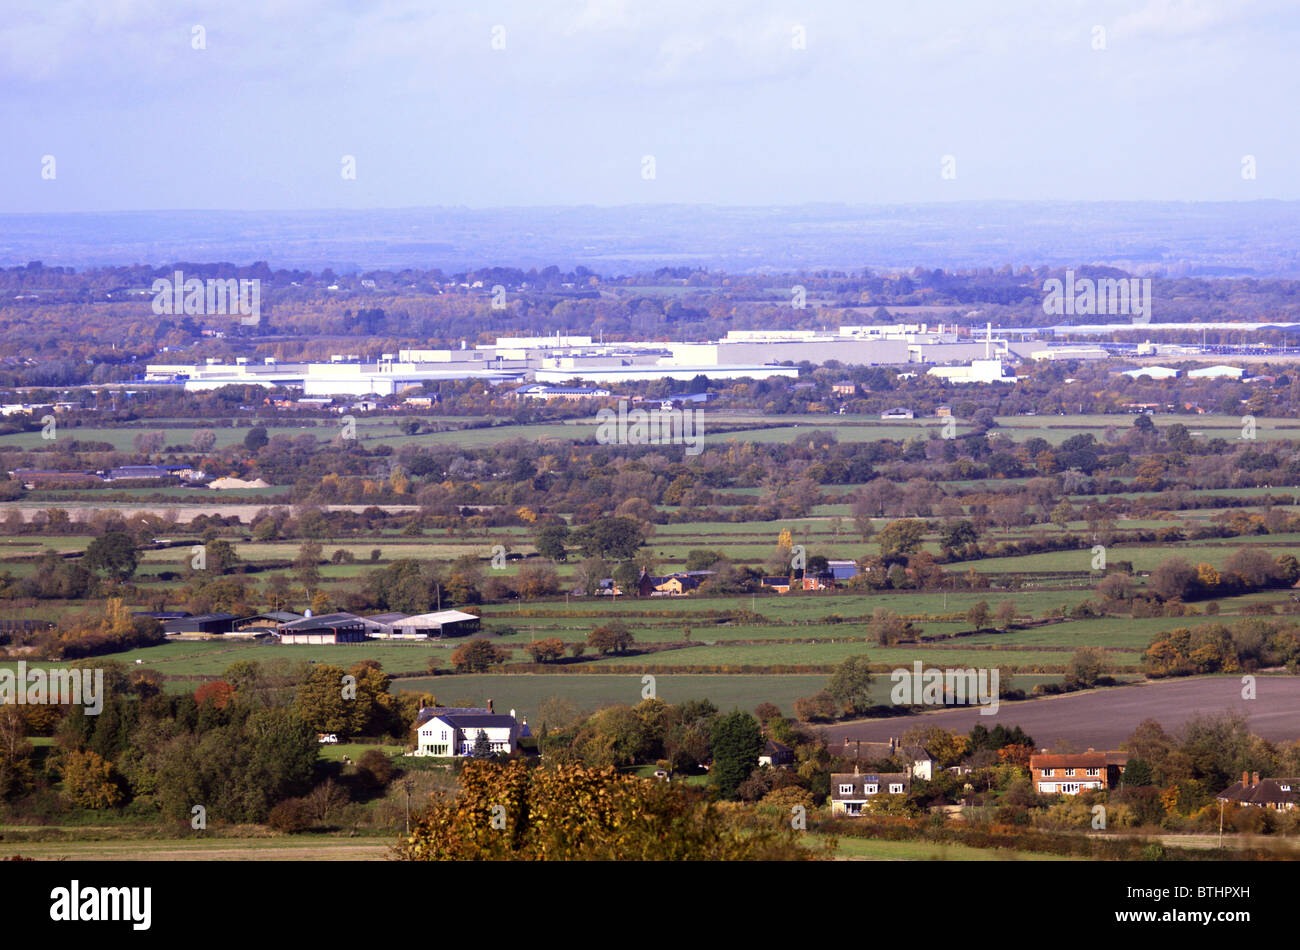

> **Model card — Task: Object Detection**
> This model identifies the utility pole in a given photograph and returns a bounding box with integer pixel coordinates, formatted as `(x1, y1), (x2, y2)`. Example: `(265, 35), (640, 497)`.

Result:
(403, 779), (414, 836)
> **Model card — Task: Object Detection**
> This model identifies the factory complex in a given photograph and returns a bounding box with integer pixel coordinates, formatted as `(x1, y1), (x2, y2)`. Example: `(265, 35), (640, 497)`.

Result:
(141, 325), (1053, 396)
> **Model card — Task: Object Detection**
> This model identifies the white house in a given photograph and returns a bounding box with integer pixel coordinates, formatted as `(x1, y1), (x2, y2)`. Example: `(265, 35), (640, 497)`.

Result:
(416, 712), (521, 757)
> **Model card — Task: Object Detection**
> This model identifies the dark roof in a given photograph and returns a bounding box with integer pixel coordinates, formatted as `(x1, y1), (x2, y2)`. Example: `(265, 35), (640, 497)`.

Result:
(763, 739), (793, 755)
(843, 739), (930, 762)
(415, 706), (490, 725)
(429, 714), (520, 730)
(108, 465), (176, 478)
(831, 771), (911, 800)
(1218, 778), (1300, 806)
(176, 612), (237, 623)
(279, 612), (364, 631)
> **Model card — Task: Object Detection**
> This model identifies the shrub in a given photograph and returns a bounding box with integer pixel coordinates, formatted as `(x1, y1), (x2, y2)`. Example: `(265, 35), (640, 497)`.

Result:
(268, 798), (313, 834)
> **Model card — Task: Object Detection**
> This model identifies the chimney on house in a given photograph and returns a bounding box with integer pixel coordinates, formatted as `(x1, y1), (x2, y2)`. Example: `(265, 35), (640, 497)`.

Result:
(487, 698), (493, 713)
(1243, 770), (1250, 788)
(853, 763), (860, 776)
(1252, 771), (1260, 786)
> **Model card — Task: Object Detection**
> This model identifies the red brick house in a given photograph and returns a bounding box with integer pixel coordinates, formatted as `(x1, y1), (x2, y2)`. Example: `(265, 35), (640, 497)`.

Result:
(1030, 751), (1128, 795)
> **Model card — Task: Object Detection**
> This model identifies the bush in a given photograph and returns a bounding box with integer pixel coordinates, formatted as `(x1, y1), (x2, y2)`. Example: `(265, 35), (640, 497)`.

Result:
(356, 749), (395, 790)
(268, 798), (313, 834)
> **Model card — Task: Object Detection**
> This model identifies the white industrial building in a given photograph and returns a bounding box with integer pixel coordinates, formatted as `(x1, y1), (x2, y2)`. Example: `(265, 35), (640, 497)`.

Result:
(927, 359), (1016, 384)
(1123, 366), (1180, 380)
(143, 325), (1029, 396)
(1187, 365), (1246, 379)
(1030, 346), (1109, 361)
(534, 364), (798, 384)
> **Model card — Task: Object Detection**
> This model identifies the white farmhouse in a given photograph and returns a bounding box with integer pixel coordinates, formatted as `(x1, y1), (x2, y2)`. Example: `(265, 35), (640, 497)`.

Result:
(416, 712), (522, 757)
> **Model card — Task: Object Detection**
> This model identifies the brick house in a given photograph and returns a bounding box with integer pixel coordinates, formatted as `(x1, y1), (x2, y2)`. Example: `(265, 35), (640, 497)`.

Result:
(1030, 750), (1128, 795)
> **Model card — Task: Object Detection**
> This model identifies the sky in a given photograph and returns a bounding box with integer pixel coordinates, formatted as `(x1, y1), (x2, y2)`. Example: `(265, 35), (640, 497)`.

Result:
(2, 0), (1298, 211)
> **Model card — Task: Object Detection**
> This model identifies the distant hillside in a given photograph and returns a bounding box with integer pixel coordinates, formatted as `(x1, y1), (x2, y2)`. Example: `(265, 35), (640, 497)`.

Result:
(3, 202), (1300, 276)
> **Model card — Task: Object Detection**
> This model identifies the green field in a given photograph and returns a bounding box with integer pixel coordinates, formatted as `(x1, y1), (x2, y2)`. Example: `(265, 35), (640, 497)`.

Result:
(820, 834), (1084, 861)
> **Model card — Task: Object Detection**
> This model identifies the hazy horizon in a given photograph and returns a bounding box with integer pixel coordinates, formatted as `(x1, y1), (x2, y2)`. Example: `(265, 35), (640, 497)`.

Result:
(4, 201), (1299, 275)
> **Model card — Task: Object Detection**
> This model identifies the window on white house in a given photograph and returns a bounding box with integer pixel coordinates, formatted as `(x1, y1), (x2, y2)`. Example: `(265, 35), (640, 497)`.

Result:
(865, 784), (878, 794)
(839, 784), (854, 795)
(889, 784), (904, 794)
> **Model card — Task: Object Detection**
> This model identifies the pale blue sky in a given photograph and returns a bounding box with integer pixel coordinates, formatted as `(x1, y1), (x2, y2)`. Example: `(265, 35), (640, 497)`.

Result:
(2, 0), (1297, 211)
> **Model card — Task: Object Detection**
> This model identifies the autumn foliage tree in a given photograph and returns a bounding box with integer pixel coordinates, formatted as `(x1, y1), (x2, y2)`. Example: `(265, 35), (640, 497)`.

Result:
(61, 748), (123, 809)
(194, 680), (235, 710)
(587, 621), (634, 655)
(525, 638), (566, 663)
(394, 760), (810, 861)
(451, 639), (509, 672)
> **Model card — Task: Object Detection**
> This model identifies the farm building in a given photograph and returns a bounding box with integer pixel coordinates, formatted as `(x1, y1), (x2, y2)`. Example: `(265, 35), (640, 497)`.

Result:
(231, 611), (304, 634)
(105, 465), (180, 481)
(359, 612), (411, 637)
(277, 612), (369, 644)
(387, 610), (480, 639)
(163, 613), (237, 635)
(826, 559), (859, 582)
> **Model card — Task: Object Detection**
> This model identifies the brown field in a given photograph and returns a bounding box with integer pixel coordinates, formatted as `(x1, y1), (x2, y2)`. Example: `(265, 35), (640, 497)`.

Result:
(821, 675), (1300, 748)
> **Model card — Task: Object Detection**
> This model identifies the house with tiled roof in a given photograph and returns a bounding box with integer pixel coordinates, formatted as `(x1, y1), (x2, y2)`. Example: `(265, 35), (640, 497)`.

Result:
(830, 765), (911, 816)
(1217, 772), (1300, 811)
(1030, 750), (1128, 794)
(758, 739), (794, 768)
(841, 736), (933, 780)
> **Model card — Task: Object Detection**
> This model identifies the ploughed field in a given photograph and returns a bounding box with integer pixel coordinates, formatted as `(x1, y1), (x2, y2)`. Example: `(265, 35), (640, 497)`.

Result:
(819, 675), (1300, 748)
